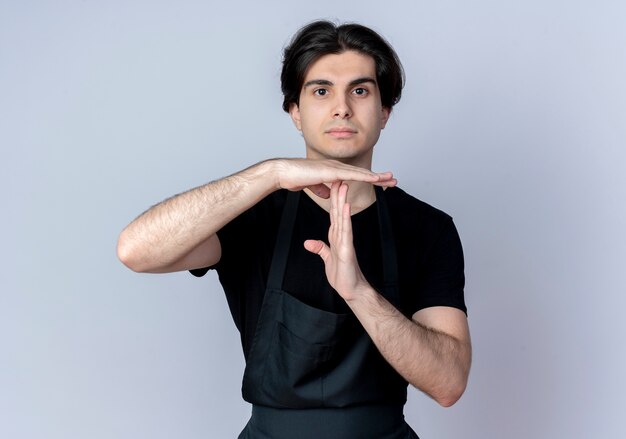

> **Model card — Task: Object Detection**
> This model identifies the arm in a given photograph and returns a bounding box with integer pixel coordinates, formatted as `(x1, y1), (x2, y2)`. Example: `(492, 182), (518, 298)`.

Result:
(304, 182), (471, 407)
(117, 159), (396, 273)
(347, 292), (471, 407)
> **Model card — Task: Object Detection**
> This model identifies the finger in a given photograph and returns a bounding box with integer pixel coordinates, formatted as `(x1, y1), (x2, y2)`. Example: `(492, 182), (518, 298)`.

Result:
(303, 239), (331, 263)
(369, 171), (395, 182)
(338, 167), (394, 184)
(329, 181), (341, 228)
(337, 183), (348, 236)
(321, 160), (394, 183)
(342, 201), (353, 242)
(372, 177), (398, 187)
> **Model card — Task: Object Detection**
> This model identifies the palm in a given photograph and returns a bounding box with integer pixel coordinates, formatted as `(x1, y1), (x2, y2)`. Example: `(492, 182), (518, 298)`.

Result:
(304, 182), (369, 301)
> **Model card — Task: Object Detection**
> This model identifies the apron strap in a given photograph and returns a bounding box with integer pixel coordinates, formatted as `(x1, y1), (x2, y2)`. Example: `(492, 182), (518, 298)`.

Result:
(267, 190), (300, 291)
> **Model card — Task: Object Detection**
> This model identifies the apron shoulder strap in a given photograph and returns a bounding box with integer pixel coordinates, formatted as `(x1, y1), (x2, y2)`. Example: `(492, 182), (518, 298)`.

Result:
(267, 190), (300, 290)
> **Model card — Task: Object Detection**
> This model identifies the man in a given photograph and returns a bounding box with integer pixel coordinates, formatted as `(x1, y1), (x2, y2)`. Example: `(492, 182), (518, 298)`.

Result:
(118, 20), (471, 439)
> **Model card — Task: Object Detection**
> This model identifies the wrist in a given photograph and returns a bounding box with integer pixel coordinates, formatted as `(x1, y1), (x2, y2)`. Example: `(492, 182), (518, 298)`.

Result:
(240, 159), (283, 193)
(344, 281), (379, 307)
(263, 158), (286, 191)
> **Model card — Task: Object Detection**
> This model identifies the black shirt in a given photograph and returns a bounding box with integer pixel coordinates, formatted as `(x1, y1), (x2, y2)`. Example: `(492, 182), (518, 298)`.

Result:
(192, 187), (466, 359)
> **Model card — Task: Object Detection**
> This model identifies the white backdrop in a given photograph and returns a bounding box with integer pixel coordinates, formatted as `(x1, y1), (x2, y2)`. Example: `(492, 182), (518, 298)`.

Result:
(2, 1), (625, 438)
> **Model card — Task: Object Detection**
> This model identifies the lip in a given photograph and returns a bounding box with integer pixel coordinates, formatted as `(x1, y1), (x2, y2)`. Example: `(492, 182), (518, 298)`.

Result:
(326, 127), (357, 138)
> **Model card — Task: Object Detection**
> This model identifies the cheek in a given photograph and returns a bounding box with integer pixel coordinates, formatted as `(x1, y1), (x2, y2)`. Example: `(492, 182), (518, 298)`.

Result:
(366, 109), (384, 130)
(298, 115), (318, 142)
(300, 108), (324, 131)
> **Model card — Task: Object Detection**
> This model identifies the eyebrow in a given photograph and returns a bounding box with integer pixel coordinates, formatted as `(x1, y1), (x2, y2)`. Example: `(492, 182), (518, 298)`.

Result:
(303, 77), (378, 88)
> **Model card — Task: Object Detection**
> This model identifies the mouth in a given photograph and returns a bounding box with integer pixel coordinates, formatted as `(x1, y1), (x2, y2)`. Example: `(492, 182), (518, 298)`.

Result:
(326, 127), (357, 138)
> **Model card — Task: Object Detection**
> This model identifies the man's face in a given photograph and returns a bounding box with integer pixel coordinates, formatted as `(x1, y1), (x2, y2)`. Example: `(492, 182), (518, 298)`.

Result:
(289, 50), (390, 168)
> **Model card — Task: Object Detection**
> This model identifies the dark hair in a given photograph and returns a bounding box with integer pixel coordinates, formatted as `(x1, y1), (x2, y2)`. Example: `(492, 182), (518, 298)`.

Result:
(281, 20), (405, 112)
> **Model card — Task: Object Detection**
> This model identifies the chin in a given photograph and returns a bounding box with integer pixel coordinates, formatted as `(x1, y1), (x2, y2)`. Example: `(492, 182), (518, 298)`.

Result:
(306, 140), (373, 163)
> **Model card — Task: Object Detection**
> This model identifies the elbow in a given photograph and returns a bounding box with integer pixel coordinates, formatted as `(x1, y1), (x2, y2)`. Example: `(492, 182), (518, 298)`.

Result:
(410, 375), (468, 408)
(435, 381), (467, 408)
(436, 342), (472, 407)
(116, 230), (146, 272)
(431, 361), (471, 408)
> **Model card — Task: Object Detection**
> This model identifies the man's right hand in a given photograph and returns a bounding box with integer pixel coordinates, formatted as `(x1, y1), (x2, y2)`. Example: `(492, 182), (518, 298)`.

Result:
(272, 158), (396, 198)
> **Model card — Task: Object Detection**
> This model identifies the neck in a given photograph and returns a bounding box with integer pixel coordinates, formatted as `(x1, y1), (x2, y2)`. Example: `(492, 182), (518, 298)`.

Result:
(303, 177), (377, 215)
(303, 147), (377, 213)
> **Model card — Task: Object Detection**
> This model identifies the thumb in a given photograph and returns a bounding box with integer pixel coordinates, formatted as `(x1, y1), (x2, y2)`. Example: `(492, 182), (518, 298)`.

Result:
(303, 239), (330, 263)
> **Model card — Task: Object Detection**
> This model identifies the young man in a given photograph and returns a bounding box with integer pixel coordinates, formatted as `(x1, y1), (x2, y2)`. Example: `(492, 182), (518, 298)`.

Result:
(118, 20), (471, 439)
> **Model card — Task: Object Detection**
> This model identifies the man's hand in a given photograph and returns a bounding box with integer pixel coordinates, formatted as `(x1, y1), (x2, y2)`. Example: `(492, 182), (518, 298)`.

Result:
(303, 181), (370, 301)
(273, 159), (396, 199)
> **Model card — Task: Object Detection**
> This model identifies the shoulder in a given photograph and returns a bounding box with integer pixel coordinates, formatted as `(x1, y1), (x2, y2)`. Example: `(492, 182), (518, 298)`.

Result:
(217, 189), (290, 245)
(384, 186), (462, 254)
(386, 188), (466, 315)
(209, 190), (288, 270)
(232, 189), (288, 224)
(253, 188), (289, 211)
(385, 186), (453, 227)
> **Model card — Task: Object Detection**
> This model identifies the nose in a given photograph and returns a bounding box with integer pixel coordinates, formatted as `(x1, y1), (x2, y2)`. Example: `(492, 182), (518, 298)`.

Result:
(332, 94), (352, 119)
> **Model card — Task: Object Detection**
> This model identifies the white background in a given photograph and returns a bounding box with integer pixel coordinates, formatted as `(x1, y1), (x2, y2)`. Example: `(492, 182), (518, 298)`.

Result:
(2, 1), (625, 438)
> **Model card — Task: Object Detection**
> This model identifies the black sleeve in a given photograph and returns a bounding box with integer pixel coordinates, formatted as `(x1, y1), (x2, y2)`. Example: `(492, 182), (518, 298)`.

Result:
(190, 266), (210, 277)
(188, 191), (283, 279)
(413, 217), (467, 316)
(187, 208), (255, 278)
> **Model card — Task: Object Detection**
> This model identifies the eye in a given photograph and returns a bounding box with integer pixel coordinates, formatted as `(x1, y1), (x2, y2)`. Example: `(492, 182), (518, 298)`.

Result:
(353, 87), (369, 96)
(314, 88), (328, 96)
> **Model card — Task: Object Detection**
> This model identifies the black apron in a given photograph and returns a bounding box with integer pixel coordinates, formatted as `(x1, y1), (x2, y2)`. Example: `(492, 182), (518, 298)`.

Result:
(238, 187), (419, 439)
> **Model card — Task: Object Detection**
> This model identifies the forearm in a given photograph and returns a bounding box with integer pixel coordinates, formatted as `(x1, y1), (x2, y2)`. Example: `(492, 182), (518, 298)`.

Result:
(119, 159), (395, 273)
(304, 182), (469, 406)
(117, 159), (279, 272)
(346, 287), (471, 407)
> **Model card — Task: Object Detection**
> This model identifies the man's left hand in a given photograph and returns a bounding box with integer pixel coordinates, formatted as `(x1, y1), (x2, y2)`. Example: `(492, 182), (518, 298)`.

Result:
(303, 181), (370, 301)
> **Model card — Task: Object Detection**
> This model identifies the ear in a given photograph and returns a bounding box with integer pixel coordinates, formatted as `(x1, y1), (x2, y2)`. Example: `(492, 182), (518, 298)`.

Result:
(381, 106), (391, 129)
(289, 103), (302, 131)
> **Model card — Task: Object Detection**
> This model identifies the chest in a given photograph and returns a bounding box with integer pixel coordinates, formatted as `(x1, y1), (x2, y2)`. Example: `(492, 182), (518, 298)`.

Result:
(282, 204), (384, 313)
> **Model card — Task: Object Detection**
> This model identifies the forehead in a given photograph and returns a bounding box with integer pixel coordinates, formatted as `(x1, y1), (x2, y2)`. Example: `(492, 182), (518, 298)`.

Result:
(303, 50), (377, 84)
